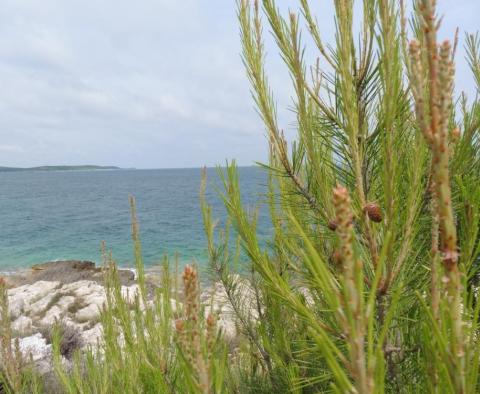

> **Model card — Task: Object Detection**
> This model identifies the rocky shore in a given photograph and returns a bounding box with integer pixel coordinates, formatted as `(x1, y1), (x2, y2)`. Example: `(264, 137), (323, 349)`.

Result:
(2, 261), (139, 375)
(2, 260), (243, 379)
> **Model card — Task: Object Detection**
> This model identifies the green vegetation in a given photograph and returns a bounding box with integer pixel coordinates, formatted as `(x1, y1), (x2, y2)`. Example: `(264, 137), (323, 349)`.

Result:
(1, 0), (480, 392)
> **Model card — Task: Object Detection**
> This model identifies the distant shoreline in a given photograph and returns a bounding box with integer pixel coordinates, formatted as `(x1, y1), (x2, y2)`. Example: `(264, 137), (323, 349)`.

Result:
(0, 165), (258, 173)
(0, 165), (121, 172)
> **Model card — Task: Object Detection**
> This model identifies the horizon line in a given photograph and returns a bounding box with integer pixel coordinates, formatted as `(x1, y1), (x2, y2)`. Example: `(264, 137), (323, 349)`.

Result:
(0, 163), (260, 171)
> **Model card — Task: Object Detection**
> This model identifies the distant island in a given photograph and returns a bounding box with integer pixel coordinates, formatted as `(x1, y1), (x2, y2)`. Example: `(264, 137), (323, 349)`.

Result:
(0, 165), (121, 172)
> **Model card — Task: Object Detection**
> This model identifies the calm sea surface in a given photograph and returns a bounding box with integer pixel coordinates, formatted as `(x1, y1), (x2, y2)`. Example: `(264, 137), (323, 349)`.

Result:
(0, 167), (270, 271)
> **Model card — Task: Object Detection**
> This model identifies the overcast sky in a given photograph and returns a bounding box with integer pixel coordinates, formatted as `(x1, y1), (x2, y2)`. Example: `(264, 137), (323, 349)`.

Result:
(0, 1), (478, 169)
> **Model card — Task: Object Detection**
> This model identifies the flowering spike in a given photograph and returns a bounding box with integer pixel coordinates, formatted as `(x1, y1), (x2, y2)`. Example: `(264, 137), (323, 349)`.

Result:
(332, 185), (371, 392)
(409, 1), (465, 389)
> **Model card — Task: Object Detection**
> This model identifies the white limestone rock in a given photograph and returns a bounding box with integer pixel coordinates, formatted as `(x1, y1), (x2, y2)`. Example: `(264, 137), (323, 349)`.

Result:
(82, 323), (103, 347)
(75, 303), (102, 323)
(17, 333), (51, 362)
(8, 297), (25, 320)
(8, 281), (61, 318)
(62, 280), (105, 299)
(56, 295), (76, 312)
(18, 333), (55, 375)
(8, 281), (61, 305)
(121, 284), (140, 304)
(28, 292), (60, 316)
(11, 315), (33, 335)
(40, 305), (64, 326)
(201, 276), (258, 341)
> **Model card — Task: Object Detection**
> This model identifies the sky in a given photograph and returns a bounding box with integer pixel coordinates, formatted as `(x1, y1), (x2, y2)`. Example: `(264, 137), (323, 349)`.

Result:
(0, 1), (478, 169)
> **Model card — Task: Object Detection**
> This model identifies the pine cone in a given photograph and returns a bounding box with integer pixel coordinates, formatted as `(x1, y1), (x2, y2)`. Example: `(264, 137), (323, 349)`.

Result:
(327, 219), (338, 231)
(363, 202), (382, 223)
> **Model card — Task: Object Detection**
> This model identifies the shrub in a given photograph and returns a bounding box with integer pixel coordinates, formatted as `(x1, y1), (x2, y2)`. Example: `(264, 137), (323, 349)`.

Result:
(41, 322), (83, 360)
(201, 0), (480, 391)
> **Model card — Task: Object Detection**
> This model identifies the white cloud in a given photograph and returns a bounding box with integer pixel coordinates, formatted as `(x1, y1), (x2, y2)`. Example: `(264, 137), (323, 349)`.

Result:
(0, 144), (25, 153)
(0, 1), (477, 168)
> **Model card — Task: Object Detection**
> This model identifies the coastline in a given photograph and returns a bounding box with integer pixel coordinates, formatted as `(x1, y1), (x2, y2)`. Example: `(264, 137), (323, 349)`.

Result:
(0, 253), (216, 286)
(1, 261), (138, 288)
(0, 260), (243, 381)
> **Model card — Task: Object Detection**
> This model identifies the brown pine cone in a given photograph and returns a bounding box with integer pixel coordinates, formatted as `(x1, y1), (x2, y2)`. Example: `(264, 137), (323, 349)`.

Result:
(327, 219), (338, 231)
(363, 202), (383, 223)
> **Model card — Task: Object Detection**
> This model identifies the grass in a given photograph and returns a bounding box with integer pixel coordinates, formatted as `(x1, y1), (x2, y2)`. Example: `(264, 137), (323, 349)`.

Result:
(1, 0), (480, 392)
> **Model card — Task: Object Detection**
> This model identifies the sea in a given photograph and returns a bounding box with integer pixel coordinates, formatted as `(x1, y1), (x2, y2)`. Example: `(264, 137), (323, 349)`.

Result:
(0, 167), (271, 273)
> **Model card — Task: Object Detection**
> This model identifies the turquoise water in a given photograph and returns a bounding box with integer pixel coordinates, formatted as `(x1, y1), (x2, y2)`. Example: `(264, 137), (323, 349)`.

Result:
(0, 167), (270, 271)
